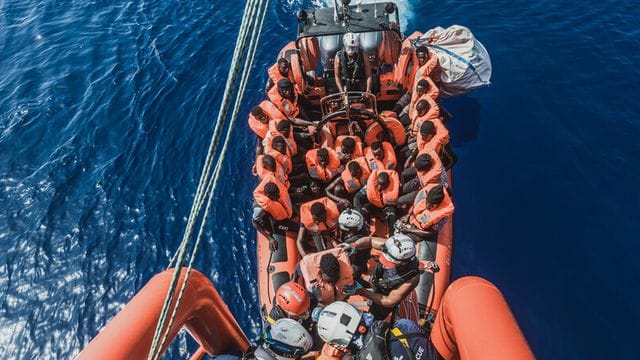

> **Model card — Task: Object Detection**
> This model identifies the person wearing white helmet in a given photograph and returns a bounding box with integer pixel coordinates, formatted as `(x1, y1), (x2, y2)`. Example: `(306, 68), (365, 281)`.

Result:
(316, 302), (439, 360)
(340, 233), (420, 320)
(257, 318), (314, 360)
(333, 32), (372, 94)
(336, 209), (370, 279)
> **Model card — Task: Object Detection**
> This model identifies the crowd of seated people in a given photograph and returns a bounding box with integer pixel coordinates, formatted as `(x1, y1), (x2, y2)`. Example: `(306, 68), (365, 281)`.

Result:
(246, 34), (456, 360)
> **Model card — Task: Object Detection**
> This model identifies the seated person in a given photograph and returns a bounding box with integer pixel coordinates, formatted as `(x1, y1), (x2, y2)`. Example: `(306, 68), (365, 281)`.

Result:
(353, 169), (399, 233)
(263, 119), (298, 156)
(254, 154), (290, 189)
(409, 98), (440, 135)
(398, 184), (455, 242)
(248, 104), (271, 140)
(364, 141), (397, 171)
(398, 150), (446, 207)
(393, 78), (439, 123)
(264, 136), (293, 175)
(414, 45), (440, 85)
(345, 234), (421, 320)
(334, 32), (373, 93)
(297, 197), (340, 256)
(265, 58), (295, 94)
(336, 209), (370, 279)
(253, 175), (293, 251)
(305, 147), (342, 182)
(415, 119), (450, 155)
(325, 157), (370, 209)
(267, 78), (310, 120)
(334, 136), (363, 163)
(296, 248), (355, 306)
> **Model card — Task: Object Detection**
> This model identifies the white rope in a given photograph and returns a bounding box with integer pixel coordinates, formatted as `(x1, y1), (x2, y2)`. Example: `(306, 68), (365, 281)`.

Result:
(150, 2), (271, 357)
(147, 0), (265, 358)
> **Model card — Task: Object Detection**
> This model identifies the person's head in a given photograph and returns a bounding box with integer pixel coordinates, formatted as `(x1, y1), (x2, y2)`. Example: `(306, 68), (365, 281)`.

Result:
(414, 153), (433, 172)
(343, 32), (360, 56)
(416, 46), (429, 66)
(317, 301), (363, 350)
(264, 182), (280, 201)
(251, 105), (268, 123)
(272, 136), (287, 154)
(427, 185), (445, 210)
(419, 120), (436, 142)
(317, 148), (330, 167)
(338, 208), (364, 233)
(310, 202), (327, 223)
(381, 234), (416, 266)
(310, 181), (321, 195)
(277, 78), (294, 99)
(263, 318), (313, 360)
(275, 282), (311, 320)
(319, 253), (340, 285)
(341, 137), (356, 155)
(376, 171), (390, 191)
(371, 141), (385, 160)
(347, 160), (363, 178)
(276, 119), (291, 137)
(262, 154), (277, 172)
(416, 79), (430, 97)
(277, 58), (290, 75)
(415, 99), (430, 117)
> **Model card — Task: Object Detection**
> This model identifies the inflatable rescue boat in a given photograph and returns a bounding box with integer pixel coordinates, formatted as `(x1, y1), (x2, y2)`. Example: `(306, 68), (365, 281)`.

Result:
(79, 2), (532, 359)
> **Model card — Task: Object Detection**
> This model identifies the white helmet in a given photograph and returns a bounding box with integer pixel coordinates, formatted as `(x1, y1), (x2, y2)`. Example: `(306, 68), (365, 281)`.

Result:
(343, 32), (360, 56)
(317, 301), (362, 348)
(382, 234), (416, 264)
(339, 209), (364, 232)
(264, 318), (313, 359)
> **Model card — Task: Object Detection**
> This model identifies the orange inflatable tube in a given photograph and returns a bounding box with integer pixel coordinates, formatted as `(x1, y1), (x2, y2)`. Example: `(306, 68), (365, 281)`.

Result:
(430, 276), (534, 360)
(77, 269), (250, 359)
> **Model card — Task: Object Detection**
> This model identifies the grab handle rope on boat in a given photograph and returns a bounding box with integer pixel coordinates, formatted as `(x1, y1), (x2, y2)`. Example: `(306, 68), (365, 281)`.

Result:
(147, 0), (271, 359)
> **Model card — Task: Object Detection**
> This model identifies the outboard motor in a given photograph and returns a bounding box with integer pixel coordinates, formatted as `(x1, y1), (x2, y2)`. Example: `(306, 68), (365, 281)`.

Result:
(359, 32), (383, 94)
(319, 34), (343, 75)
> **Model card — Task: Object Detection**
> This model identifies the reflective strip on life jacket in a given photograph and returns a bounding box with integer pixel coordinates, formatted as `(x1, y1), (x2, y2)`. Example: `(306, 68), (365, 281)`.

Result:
(410, 184), (455, 230)
(364, 142), (397, 171)
(340, 157), (371, 193)
(305, 148), (341, 182)
(253, 174), (293, 221)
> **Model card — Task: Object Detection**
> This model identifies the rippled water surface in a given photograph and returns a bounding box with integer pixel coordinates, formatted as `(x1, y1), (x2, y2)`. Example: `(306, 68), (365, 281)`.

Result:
(1, 0), (639, 358)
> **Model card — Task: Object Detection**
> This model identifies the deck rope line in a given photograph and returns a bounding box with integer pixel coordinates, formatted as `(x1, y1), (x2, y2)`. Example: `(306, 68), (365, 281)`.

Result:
(148, 0), (268, 358)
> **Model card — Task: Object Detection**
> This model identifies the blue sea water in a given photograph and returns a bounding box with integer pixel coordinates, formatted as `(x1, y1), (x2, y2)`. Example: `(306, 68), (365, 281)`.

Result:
(1, 0), (639, 358)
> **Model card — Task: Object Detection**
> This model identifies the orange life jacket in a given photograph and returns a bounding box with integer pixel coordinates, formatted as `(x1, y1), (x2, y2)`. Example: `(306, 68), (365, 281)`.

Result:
(264, 148), (292, 175)
(299, 248), (354, 305)
(340, 157), (371, 193)
(378, 30), (402, 67)
(410, 76), (440, 115)
(298, 37), (320, 73)
(305, 148), (341, 182)
(247, 114), (270, 139)
(259, 99), (287, 121)
(264, 119), (297, 156)
(267, 63), (296, 91)
(414, 149), (446, 187)
(254, 155), (290, 188)
(409, 183), (455, 230)
(364, 141), (397, 170)
(410, 96), (440, 134)
(299, 197), (339, 232)
(364, 119), (406, 147)
(366, 169), (400, 208)
(416, 118), (450, 154)
(267, 85), (300, 118)
(253, 174), (293, 221)
(412, 49), (439, 88)
(393, 31), (423, 92)
(334, 135), (364, 159)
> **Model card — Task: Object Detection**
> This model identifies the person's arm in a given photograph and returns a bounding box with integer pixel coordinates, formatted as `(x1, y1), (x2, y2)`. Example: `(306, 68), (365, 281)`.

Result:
(334, 55), (344, 93)
(325, 177), (351, 209)
(296, 227), (308, 257)
(364, 56), (373, 93)
(289, 117), (315, 127)
(357, 276), (419, 307)
(252, 218), (278, 251)
(297, 104), (311, 121)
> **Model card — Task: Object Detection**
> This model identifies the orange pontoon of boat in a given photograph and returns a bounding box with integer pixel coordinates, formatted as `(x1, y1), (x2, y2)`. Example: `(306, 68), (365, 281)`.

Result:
(79, 2), (533, 359)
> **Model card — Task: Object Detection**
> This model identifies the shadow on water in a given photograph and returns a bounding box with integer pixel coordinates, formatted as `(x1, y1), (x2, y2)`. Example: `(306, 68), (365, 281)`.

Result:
(442, 95), (482, 147)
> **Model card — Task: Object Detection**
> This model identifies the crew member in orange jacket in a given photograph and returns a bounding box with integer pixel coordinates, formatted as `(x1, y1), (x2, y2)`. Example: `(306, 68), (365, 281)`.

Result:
(296, 197), (340, 256)
(353, 169), (400, 235)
